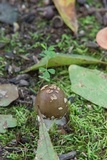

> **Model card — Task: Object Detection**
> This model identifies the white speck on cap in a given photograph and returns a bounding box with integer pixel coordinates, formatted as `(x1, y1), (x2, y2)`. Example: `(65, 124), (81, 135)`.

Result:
(58, 107), (63, 110)
(64, 98), (67, 103)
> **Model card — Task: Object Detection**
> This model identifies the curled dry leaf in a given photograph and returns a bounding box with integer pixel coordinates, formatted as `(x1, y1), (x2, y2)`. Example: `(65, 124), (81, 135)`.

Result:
(0, 84), (19, 107)
(53, 0), (78, 34)
(96, 27), (107, 50)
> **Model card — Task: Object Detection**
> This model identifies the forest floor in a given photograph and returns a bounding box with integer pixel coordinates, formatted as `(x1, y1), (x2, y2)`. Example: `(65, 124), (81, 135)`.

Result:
(0, 0), (107, 160)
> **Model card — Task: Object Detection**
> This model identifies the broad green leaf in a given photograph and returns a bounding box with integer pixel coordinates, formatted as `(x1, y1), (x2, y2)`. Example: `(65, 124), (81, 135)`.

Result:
(22, 54), (107, 73)
(0, 115), (17, 133)
(34, 118), (59, 160)
(69, 65), (107, 108)
(0, 84), (19, 107)
(53, 0), (78, 34)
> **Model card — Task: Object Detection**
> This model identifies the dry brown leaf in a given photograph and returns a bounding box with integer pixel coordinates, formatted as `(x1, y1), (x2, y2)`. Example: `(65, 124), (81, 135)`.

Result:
(53, 0), (78, 34)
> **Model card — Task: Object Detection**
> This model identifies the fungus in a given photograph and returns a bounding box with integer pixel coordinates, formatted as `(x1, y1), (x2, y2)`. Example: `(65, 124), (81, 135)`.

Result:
(35, 84), (68, 119)
(96, 27), (107, 50)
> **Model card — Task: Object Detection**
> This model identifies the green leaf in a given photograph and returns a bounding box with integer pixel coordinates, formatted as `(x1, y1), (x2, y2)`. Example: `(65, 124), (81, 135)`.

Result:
(0, 115), (17, 133)
(69, 65), (107, 108)
(22, 54), (107, 73)
(43, 71), (50, 79)
(34, 118), (59, 160)
(40, 46), (56, 58)
(39, 70), (51, 82)
(48, 69), (55, 74)
(39, 67), (47, 72)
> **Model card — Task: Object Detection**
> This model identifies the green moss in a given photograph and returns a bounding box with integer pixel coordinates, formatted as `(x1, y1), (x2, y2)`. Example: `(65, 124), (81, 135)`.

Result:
(79, 16), (100, 39)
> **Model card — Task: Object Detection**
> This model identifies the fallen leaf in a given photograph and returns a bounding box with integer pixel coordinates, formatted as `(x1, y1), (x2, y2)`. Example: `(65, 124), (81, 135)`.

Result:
(0, 84), (19, 107)
(0, 115), (17, 133)
(35, 110), (59, 160)
(69, 65), (107, 108)
(0, 2), (19, 24)
(53, 0), (78, 34)
(96, 27), (107, 50)
(22, 53), (107, 73)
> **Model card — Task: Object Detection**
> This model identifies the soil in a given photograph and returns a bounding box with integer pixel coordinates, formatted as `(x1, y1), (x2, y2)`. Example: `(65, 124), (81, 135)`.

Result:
(0, 0), (107, 160)
(0, 0), (76, 117)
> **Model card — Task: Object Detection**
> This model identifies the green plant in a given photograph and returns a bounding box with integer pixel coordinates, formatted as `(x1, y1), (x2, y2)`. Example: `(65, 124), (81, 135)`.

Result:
(57, 34), (72, 52)
(0, 57), (5, 76)
(40, 44), (56, 59)
(39, 67), (55, 82)
(39, 45), (56, 82)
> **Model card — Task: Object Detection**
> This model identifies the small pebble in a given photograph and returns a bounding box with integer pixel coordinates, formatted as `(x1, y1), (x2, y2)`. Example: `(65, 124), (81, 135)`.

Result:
(19, 79), (29, 86)
(21, 4), (26, 11)
(79, 30), (85, 37)
(5, 52), (14, 59)
(22, 13), (35, 23)
(13, 22), (20, 32)
(68, 96), (75, 103)
(85, 41), (99, 48)
(12, 65), (21, 72)
(42, 6), (54, 20)
(59, 151), (76, 160)
(5, 64), (13, 74)
(87, 104), (92, 110)
(43, 0), (51, 5)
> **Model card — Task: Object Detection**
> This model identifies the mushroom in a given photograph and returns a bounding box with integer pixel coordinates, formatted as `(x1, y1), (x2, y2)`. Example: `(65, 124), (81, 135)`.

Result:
(96, 27), (107, 50)
(35, 84), (68, 119)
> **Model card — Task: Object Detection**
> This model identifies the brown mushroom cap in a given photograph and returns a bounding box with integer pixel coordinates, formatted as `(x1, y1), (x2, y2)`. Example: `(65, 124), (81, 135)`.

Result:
(96, 27), (107, 50)
(35, 84), (68, 118)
